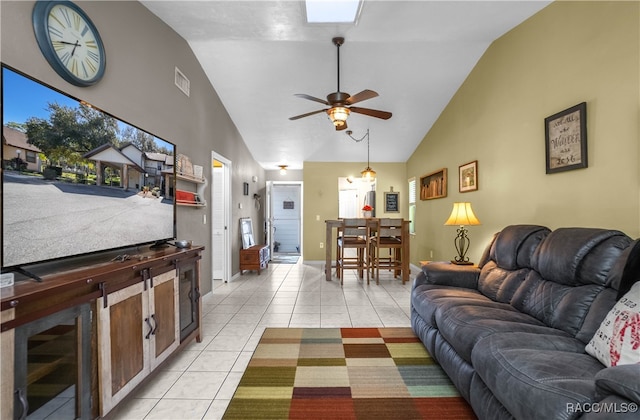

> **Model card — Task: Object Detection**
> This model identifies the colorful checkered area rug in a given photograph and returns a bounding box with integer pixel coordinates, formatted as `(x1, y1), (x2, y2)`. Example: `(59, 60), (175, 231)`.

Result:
(223, 327), (476, 419)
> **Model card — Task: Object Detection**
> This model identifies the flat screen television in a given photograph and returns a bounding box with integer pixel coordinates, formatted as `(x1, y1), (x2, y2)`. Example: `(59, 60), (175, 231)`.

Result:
(2, 65), (176, 272)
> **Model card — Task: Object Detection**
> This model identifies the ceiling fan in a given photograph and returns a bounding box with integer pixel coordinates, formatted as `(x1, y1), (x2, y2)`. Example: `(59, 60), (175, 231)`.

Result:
(289, 37), (392, 131)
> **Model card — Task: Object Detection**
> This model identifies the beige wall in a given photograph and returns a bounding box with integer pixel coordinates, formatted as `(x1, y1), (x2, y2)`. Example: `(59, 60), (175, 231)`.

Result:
(303, 161), (407, 261)
(1, 1), (265, 294)
(407, 1), (640, 265)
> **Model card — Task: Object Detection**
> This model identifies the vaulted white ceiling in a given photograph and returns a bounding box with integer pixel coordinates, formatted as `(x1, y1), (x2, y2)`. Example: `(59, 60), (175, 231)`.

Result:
(141, 1), (550, 170)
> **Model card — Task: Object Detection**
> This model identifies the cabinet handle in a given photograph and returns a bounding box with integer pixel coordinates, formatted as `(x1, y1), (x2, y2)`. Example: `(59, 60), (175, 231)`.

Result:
(145, 317), (153, 339)
(15, 388), (28, 420)
(151, 314), (158, 335)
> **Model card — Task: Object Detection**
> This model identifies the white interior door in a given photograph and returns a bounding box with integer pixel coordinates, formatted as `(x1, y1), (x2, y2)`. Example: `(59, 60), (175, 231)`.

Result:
(211, 152), (231, 283)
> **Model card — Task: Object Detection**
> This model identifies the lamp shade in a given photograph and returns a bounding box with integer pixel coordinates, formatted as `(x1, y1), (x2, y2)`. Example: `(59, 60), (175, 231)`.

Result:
(361, 166), (376, 181)
(328, 106), (350, 128)
(444, 202), (481, 226)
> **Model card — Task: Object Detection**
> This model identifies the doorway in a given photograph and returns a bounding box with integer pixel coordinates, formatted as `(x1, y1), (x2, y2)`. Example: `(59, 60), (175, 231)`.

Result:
(266, 181), (303, 260)
(211, 152), (232, 284)
(338, 177), (376, 218)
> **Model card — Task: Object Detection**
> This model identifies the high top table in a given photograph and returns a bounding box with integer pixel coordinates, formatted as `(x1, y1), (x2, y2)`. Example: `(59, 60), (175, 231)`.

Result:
(324, 220), (343, 281)
(325, 218), (410, 283)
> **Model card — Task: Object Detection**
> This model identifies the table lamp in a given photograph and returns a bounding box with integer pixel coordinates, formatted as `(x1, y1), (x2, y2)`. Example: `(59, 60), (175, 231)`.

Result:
(444, 202), (481, 265)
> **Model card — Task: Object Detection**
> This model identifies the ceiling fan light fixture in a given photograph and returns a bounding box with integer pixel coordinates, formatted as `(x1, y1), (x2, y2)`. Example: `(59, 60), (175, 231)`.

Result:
(328, 106), (350, 128)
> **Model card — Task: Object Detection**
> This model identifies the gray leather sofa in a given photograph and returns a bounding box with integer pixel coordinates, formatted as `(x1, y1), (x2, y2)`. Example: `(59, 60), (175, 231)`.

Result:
(411, 225), (640, 419)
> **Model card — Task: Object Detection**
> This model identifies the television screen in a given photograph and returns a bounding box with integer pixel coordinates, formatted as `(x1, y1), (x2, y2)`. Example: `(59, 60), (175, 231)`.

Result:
(2, 65), (176, 270)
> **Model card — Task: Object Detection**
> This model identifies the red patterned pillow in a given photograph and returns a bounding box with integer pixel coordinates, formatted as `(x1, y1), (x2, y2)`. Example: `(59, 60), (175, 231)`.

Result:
(585, 282), (640, 367)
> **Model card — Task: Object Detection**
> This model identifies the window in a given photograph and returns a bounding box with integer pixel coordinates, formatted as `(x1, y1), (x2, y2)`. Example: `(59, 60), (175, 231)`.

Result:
(408, 177), (416, 234)
(305, 0), (362, 23)
(26, 151), (37, 163)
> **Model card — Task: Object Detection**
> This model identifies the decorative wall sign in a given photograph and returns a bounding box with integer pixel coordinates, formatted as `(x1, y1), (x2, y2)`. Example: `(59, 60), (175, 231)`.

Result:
(384, 192), (399, 213)
(545, 102), (588, 174)
(459, 160), (478, 193)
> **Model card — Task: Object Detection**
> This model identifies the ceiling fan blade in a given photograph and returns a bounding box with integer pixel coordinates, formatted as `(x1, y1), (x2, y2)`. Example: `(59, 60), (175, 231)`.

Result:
(345, 89), (379, 105)
(294, 93), (330, 106)
(289, 109), (328, 120)
(349, 107), (392, 120)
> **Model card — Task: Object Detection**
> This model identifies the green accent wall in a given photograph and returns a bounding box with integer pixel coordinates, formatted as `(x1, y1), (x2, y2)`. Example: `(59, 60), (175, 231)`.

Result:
(303, 162), (407, 261)
(406, 1), (639, 265)
(303, 1), (639, 267)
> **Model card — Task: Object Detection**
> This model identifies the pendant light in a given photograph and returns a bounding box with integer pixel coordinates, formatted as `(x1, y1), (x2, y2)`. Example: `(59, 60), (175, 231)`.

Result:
(346, 129), (376, 181)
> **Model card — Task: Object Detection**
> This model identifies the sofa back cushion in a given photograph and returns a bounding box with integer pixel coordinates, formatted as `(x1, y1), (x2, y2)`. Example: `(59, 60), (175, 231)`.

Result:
(477, 225), (550, 302)
(489, 225), (551, 270)
(511, 228), (632, 339)
(511, 271), (606, 337)
(531, 228), (632, 287)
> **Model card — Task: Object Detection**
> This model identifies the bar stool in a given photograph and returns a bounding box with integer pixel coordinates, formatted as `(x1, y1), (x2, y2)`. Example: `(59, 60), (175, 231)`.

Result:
(336, 218), (370, 285)
(369, 218), (408, 284)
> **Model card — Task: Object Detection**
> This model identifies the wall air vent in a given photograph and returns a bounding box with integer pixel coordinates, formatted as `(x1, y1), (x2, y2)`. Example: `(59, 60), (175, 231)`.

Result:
(175, 67), (190, 97)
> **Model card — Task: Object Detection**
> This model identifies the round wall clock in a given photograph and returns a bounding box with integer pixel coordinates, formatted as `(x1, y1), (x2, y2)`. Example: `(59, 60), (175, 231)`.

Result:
(32, 1), (106, 87)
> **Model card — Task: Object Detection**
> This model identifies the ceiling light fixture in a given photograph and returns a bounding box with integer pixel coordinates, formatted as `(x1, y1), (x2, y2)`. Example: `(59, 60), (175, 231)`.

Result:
(278, 165), (288, 175)
(328, 106), (350, 129)
(346, 129), (376, 181)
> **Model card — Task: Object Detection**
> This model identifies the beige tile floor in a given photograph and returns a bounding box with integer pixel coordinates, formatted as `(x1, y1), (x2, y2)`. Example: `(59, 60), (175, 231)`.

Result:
(114, 260), (414, 419)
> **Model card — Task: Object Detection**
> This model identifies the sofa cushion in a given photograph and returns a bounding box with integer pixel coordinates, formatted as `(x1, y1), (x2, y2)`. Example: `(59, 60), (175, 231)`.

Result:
(437, 304), (569, 363)
(575, 288), (618, 344)
(472, 332), (604, 420)
(532, 228), (632, 287)
(595, 365), (640, 404)
(411, 284), (494, 326)
(585, 281), (640, 367)
(489, 224), (550, 270)
(478, 261), (529, 303)
(511, 270), (606, 337)
(616, 240), (640, 299)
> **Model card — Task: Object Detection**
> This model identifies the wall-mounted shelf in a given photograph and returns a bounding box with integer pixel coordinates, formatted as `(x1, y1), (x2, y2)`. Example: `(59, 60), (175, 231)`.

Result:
(176, 172), (207, 207)
(420, 168), (447, 200)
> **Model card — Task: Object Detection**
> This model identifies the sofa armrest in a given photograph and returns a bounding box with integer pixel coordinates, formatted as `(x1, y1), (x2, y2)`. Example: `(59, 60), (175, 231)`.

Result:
(413, 262), (480, 290)
(595, 365), (640, 404)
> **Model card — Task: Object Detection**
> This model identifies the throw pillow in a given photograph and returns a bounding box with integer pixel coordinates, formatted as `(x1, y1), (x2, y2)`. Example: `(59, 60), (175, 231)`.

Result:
(585, 281), (640, 367)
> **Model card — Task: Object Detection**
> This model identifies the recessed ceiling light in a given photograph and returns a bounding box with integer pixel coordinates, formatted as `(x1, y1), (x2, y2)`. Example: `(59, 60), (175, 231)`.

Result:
(305, 0), (362, 24)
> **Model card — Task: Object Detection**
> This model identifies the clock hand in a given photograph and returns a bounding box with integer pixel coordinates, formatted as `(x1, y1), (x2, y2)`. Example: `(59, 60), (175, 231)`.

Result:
(70, 40), (80, 57)
(54, 40), (79, 46)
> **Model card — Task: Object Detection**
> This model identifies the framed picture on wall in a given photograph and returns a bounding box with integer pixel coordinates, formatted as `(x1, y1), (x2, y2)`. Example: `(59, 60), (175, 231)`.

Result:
(240, 217), (255, 249)
(459, 160), (478, 193)
(544, 102), (588, 174)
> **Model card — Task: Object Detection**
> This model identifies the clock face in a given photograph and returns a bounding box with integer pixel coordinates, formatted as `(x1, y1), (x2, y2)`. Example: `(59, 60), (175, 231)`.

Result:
(33, 1), (106, 86)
